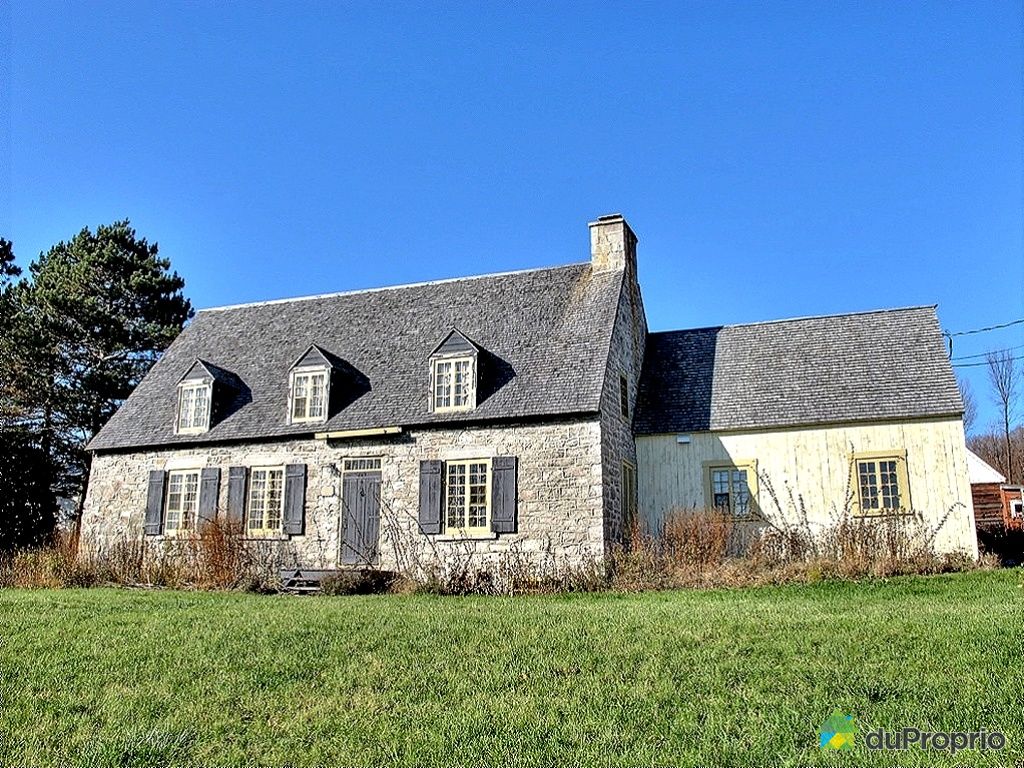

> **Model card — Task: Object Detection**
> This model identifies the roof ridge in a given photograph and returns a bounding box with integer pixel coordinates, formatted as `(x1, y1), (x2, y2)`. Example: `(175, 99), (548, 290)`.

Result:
(199, 261), (591, 313)
(650, 304), (938, 336)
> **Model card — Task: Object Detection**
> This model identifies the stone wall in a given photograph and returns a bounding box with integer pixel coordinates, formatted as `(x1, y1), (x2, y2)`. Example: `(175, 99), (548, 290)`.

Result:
(81, 417), (605, 574)
(597, 263), (648, 544)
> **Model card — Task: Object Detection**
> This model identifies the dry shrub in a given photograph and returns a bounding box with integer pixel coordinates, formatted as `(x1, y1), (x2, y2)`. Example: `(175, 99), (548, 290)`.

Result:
(608, 498), (977, 591)
(0, 532), (98, 589)
(3, 521), (281, 592)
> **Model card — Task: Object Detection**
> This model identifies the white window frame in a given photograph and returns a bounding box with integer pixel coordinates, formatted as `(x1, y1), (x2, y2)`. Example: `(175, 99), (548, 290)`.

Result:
(246, 466), (286, 536)
(445, 458), (491, 535)
(1009, 498), (1022, 520)
(175, 381), (211, 435)
(431, 356), (476, 413)
(289, 366), (329, 424)
(165, 469), (201, 535)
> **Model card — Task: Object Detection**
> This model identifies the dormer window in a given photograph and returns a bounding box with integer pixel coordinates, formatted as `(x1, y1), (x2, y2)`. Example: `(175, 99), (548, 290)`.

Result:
(290, 368), (328, 422)
(432, 357), (475, 411)
(174, 359), (241, 436)
(429, 329), (481, 414)
(176, 381), (211, 434)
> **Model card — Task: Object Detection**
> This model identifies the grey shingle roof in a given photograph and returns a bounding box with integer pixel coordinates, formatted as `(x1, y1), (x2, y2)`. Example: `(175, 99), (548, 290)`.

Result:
(89, 263), (623, 451)
(634, 306), (963, 434)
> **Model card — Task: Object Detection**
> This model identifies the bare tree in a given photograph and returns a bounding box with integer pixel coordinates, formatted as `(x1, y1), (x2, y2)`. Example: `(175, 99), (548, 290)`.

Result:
(986, 351), (1018, 481)
(957, 375), (978, 436)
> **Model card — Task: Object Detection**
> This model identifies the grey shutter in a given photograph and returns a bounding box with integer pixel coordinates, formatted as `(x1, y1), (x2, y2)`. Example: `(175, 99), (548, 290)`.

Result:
(226, 466), (248, 529)
(198, 468), (220, 527)
(490, 456), (518, 534)
(418, 460), (443, 534)
(144, 470), (166, 536)
(283, 463), (307, 536)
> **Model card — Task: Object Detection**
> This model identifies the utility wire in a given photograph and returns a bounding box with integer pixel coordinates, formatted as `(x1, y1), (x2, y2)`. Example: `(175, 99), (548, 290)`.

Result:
(952, 355), (1024, 369)
(951, 343), (1024, 362)
(944, 317), (1024, 337)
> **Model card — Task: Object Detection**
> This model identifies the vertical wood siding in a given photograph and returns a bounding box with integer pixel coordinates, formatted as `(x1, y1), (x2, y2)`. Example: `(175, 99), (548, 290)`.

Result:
(636, 417), (977, 556)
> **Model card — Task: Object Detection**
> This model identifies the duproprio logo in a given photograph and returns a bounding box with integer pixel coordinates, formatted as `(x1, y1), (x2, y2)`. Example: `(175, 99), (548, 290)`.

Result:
(820, 711), (856, 750)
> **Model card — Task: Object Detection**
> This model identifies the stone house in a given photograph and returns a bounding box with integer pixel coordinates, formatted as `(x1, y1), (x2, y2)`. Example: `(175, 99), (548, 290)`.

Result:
(81, 214), (979, 572)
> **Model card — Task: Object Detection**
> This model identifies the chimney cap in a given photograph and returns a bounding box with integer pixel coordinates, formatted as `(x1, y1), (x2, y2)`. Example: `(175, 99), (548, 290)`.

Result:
(588, 213), (626, 227)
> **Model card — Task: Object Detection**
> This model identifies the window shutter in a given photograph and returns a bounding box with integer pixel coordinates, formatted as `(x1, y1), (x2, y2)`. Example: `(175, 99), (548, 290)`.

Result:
(144, 470), (166, 536)
(418, 460), (443, 534)
(490, 456), (518, 534)
(226, 466), (248, 529)
(198, 467), (220, 526)
(283, 463), (307, 536)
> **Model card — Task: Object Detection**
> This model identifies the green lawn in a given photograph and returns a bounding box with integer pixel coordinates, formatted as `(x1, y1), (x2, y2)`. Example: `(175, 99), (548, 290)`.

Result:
(0, 571), (1022, 767)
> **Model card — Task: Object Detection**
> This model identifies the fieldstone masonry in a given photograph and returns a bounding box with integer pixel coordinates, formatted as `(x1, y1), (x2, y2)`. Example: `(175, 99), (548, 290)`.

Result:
(81, 418), (606, 572)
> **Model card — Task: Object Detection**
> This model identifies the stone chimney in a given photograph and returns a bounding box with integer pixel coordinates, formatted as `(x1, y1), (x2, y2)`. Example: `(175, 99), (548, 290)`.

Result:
(588, 213), (638, 274)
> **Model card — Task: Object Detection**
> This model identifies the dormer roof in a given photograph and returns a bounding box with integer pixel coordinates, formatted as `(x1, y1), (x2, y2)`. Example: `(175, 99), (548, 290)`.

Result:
(290, 344), (345, 371)
(176, 359), (242, 390)
(429, 329), (481, 358)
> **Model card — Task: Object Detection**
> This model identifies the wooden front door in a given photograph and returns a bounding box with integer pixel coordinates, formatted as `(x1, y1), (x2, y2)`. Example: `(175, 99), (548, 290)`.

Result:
(340, 471), (381, 567)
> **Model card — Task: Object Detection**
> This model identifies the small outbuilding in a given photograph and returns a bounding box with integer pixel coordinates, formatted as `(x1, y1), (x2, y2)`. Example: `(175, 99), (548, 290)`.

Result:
(966, 449), (1023, 532)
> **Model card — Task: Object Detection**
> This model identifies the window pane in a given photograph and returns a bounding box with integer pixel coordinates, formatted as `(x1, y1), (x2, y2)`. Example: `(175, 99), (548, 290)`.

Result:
(292, 375), (309, 419)
(178, 388), (194, 429)
(248, 470), (267, 529)
(192, 387), (209, 429)
(732, 470), (750, 517)
(878, 460), (900, 509)
(467, 462), (488, 528)
(446, 463), (466, 528)
(309, 374), (326, 418)
(453, 361), (471, 406)
(858, 461), (880, 510)
(166, 474), (183, 530)
(181, 472), (199, 529)
(435, 362), (452, 408)
(265, 470), (283, 530)
(343, 457), (382, 472)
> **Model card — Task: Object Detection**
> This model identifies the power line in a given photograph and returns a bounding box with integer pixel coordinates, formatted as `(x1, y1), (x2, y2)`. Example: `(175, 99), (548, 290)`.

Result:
(944, 317), (1024, 338)
(952, 355), (1024, 369)
(951, 343), (1024, 362)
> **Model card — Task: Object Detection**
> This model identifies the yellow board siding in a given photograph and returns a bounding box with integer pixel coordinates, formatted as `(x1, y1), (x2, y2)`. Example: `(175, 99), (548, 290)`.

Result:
(636, 417), (977, 557)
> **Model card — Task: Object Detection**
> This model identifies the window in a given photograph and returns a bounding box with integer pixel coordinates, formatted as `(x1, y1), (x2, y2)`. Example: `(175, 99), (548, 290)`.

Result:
(1010, 499), (1023, 520)
(445, 459), (491, 533)
(619, 373), (629, 419)
(343, 457), (382, 472)
(853, 451), (910, 515)
(705, 461), (757, 518)
(621, 461), (637, 533)
(176, 383), (210, 434)
(290, 369), (328, 423)
(432, 357), (475, 412)
(165, 470), (200, 533)
(247, 467), (285, 534)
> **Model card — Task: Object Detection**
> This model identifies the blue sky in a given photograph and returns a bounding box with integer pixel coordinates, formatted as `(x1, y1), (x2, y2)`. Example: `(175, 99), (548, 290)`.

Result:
(3, 1), (1022, 431)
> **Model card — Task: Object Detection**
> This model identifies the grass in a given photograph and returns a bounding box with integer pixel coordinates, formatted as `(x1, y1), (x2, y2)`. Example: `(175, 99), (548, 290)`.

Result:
(0, 570), (1022, 767)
